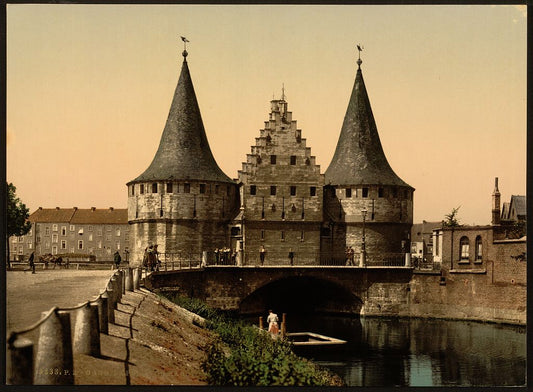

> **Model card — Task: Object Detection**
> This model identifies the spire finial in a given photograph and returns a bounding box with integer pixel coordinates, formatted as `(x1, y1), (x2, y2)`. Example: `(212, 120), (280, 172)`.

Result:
(281, 83), (285, 101)
(356, 44), (364, 69)
(180, 36), (189, 60)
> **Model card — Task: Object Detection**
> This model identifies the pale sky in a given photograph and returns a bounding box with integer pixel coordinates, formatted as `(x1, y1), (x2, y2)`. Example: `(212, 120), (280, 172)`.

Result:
(6, 4), (527, 225)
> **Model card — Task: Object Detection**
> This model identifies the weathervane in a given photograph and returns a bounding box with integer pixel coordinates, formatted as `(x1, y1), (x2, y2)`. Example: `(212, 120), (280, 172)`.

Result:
(356, 44), (364, 68)
(181, 36), (190, 58)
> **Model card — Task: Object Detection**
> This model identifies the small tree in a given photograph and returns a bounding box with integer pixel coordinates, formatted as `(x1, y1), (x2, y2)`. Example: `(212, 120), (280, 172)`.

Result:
(443, 206), (461, 228)
(6, 182), (32, 264)
(442, 206), (461, 270)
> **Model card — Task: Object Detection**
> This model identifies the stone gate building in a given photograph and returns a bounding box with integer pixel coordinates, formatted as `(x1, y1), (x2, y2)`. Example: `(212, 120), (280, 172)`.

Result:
(127, 47), (413, 266)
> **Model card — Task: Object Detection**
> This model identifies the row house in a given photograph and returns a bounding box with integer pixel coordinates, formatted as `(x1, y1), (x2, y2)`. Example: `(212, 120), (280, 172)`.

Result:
(10, 207), (129, 262)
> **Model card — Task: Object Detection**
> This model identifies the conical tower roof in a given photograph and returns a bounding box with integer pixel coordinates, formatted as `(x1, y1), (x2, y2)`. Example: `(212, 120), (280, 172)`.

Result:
(130, 51), (233, 184)
(325, 56), (412, 189)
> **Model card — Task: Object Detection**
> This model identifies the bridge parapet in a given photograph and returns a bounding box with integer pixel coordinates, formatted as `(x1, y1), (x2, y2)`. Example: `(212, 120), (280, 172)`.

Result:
(147, 266), (413, 317)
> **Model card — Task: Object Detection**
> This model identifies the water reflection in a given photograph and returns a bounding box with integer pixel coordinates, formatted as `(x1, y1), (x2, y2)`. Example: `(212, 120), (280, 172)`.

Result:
(282, 315), (525, 386)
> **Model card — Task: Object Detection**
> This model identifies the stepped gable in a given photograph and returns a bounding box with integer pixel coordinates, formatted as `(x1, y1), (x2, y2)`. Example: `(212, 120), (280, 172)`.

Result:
(131, 51), (233, 184)
(325, 56), (412, 188)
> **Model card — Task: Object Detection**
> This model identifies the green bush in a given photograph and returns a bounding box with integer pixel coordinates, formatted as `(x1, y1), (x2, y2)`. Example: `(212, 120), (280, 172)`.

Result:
(161, 292), (339, 386)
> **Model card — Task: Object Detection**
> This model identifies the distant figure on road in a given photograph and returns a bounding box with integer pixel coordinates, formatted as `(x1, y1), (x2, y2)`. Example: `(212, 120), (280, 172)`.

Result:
(114, 251), (122, 269)
(28, 251), (35, 274)
(260, 246), (266, 266)
(267, 309), (279, 335)
(288, 248), (294, 266)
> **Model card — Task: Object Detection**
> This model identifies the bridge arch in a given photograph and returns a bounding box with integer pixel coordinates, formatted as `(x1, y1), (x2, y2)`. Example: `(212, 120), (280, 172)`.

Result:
(239, 275), (363, 315)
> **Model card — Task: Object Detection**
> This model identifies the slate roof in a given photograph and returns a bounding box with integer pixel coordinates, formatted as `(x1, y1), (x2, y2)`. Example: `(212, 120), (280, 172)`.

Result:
(29, 208), (127, 225)
(510, 195), (526, 217)
(325, 62), (412, 189)
(129, 54), (234, 184)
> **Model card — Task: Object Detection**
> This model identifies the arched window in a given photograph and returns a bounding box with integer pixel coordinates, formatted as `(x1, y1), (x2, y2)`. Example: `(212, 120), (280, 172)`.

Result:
(460, 236), (470, 260)
(475, 236), (482, 261)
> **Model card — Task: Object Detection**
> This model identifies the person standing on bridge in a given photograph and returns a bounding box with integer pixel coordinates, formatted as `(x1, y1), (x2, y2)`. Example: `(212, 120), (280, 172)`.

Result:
(260, 245), (266, 266)
(288, 248), (294, 266)
(267, 309), (279, 336)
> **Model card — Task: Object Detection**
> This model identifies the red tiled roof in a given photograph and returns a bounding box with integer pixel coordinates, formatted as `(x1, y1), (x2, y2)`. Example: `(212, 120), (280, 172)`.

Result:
(71, 208), (128, 224)
(29, 207), (128, 225)
(29, 208), (76, 223)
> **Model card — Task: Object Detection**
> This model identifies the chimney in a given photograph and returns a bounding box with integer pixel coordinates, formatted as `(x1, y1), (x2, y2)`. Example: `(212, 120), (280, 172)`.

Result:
(91, 207), (96, 211)
(492, 177), (501, 225)
(55, 207), (60, 210)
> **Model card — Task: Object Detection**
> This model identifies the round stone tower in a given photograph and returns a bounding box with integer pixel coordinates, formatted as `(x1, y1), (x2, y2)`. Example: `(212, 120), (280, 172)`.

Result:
(323, 52), (414, 264)
(127, 48), (239, 266)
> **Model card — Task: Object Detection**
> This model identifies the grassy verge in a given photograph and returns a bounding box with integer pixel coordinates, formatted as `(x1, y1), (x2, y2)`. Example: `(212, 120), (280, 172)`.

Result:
(161, 292), (343, 386)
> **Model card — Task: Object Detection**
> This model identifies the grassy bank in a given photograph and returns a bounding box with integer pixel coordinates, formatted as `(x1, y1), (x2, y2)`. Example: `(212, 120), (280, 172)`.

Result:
(161, 292), (343, 387)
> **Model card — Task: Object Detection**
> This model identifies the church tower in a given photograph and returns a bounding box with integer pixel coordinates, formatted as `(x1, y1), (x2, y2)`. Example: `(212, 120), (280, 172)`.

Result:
(127, 46), (239, 266)
(324, 50), (414, 264)
(238, 89), (324, 265)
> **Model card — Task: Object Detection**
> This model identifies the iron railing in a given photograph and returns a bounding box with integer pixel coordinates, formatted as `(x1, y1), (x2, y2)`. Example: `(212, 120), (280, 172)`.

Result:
(148, 251), (412, 271)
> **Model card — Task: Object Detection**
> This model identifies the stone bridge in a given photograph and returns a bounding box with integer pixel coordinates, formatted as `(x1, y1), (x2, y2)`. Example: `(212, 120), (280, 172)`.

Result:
(144, 266), (414, 316)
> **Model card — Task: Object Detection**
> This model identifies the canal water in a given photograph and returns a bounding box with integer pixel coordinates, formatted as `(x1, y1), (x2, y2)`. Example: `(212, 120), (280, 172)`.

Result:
(280, 315), (526, 387)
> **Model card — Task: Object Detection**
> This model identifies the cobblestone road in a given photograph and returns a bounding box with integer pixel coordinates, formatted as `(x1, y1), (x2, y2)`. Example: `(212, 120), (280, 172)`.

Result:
(6, 269), (115, 333)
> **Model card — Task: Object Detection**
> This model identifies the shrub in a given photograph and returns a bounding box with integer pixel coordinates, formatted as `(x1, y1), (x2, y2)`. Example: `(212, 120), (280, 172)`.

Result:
(161, 292), (339, 386)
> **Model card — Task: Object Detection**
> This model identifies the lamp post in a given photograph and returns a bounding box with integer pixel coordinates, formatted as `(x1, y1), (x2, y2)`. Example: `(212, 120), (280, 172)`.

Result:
(360, 207), (367, 267)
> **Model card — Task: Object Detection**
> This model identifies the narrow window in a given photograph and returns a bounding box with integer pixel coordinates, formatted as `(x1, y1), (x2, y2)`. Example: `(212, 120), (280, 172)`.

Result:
(290, 155), (297, 165)
(167, 183), (173, 193)
(475, 236), (482, 261)
(460, 237), (470, 260)
(184, 183), (190, 193)
(215, 185), (219, 194)
(392, 188), (398, 198)
(378, 187), (384, 198)
(310, 187), (316, 196)
(152, 183), (158, 193)
(261, 230), (265, 240)
(290, 186), (296, 196)
(250, 185), (257, 195)
(270, 155), (277, 164)
(281, 231), (285, 241)
(270, 186), (277, 196)
(300, 231), (304, 241)
(346, 188), (352, 198)
(131, 185), (135, 196)
(305, 157), (310, 165)
(61, 227), (67, 236)
(140, 184), (145, 194)
(78, 240), (84, 250)
(362, 188), (369, 198)
(200, 184), (206, 194)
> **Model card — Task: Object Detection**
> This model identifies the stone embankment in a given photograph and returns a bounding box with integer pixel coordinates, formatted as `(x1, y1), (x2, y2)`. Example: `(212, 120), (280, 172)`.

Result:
(7, 269), (212, 385)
